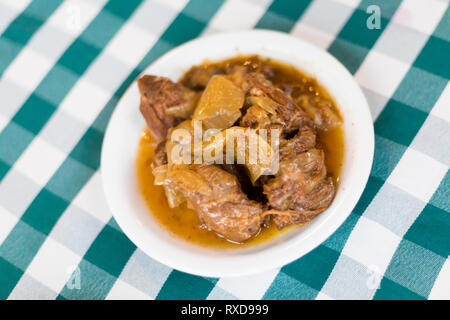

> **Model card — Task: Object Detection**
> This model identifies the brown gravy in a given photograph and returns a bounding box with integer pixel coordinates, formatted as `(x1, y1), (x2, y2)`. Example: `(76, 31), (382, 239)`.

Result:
(136, 56), (344, 249)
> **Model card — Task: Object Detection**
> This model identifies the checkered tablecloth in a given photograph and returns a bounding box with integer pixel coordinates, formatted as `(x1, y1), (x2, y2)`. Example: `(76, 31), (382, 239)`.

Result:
(0, 0), (448, 300)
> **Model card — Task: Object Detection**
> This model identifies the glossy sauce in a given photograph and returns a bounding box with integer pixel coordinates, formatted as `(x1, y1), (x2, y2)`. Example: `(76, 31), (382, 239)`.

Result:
(136, 56), (344, 249)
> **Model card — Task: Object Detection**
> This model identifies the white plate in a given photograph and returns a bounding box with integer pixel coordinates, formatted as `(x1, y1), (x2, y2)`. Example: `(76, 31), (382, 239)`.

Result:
(101, 30), (374, 277)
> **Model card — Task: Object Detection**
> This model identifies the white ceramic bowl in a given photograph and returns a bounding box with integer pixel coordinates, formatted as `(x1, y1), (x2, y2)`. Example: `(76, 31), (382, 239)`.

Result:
(101, 30), (374, 277)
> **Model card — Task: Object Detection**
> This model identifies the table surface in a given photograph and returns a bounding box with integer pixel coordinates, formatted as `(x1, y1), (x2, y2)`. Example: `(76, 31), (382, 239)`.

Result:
(0, 0), (448, 300)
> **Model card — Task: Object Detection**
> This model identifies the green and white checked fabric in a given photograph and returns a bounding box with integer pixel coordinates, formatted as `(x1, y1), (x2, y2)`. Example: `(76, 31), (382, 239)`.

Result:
(0, 0), (448, 300)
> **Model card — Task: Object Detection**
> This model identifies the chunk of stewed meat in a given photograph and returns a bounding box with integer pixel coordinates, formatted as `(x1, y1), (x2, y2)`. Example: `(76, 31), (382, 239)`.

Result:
(152, 140), (168, 168)
(239, 72), (314, 135)
(294, 94), (342, 131)
(138, 75), (197, 141)
(279, 125), (316, 161)
(164, 164), (264, 242)
(263, 148), (335, 229)
(180, 66), (222, 90)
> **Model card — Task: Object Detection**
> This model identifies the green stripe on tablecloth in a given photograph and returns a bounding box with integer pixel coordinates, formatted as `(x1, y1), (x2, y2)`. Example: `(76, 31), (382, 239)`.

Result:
(263, 272), (317, 300)
(414, 36), (450, 80)
(433, 6), (450, 42)
(281, 245), (339, 292)
(0, 221), (46, 271)
(264, 245), (338, 299)
(21, 189), (69, 235)
(83, 224), (137, 277)
(375, 100), (429, 146)
(377, 240), (444, 299)
(429, 170), (450, 213)
(373, 277), (426, 300)
(58, 258), (119, 300)
(371, 136), (407, 181)
(404, 202), (450, 259)
(57, 0), (225, 300)
(406, 173), (450, 259)
(0, 0), (144, 299)
(328, 0), (402, 74)
(0, 0), (143, 182)
(392, 68), (447, 114)
(0, 0), (63, 76)
(0, 221), (46, 299)
(0, 159), (8, 179)
(156, 271), (217, 300)
(0, 257), (23, 299)
(255, 0), (312, 32)
(351, 176), (385, 216)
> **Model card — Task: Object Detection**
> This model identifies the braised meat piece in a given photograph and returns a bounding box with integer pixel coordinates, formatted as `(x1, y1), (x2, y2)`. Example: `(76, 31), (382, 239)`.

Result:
(138, 75), (198, 141)
(239, 72), (314, 135)
(295, 94), (342, 131)
(279, 125), (316, 161)
(180, 55), (276, 91)
(180, 66), (221, 90)
(263, 148), (335, 229)
(165, 164), (264, 242)
(239, 105), (272, 129)
(221, 163), (267, 203)
(152, 140), (168, 168)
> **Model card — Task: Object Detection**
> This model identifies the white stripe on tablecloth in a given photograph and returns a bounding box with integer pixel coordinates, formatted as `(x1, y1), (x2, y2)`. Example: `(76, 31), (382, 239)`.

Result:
(429, 258), (450, 300)
(202, 0), (272, 35)
(0, 112), (7, 133)
(290, 0), (360, 50)
(214, 269), (281, 300)
(106, 279), (152, 300)
(390, 0), (448, 36)
(21, 236), (83, 294)
(430, 82), (450, 123)
(0, 205), (18, 245)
